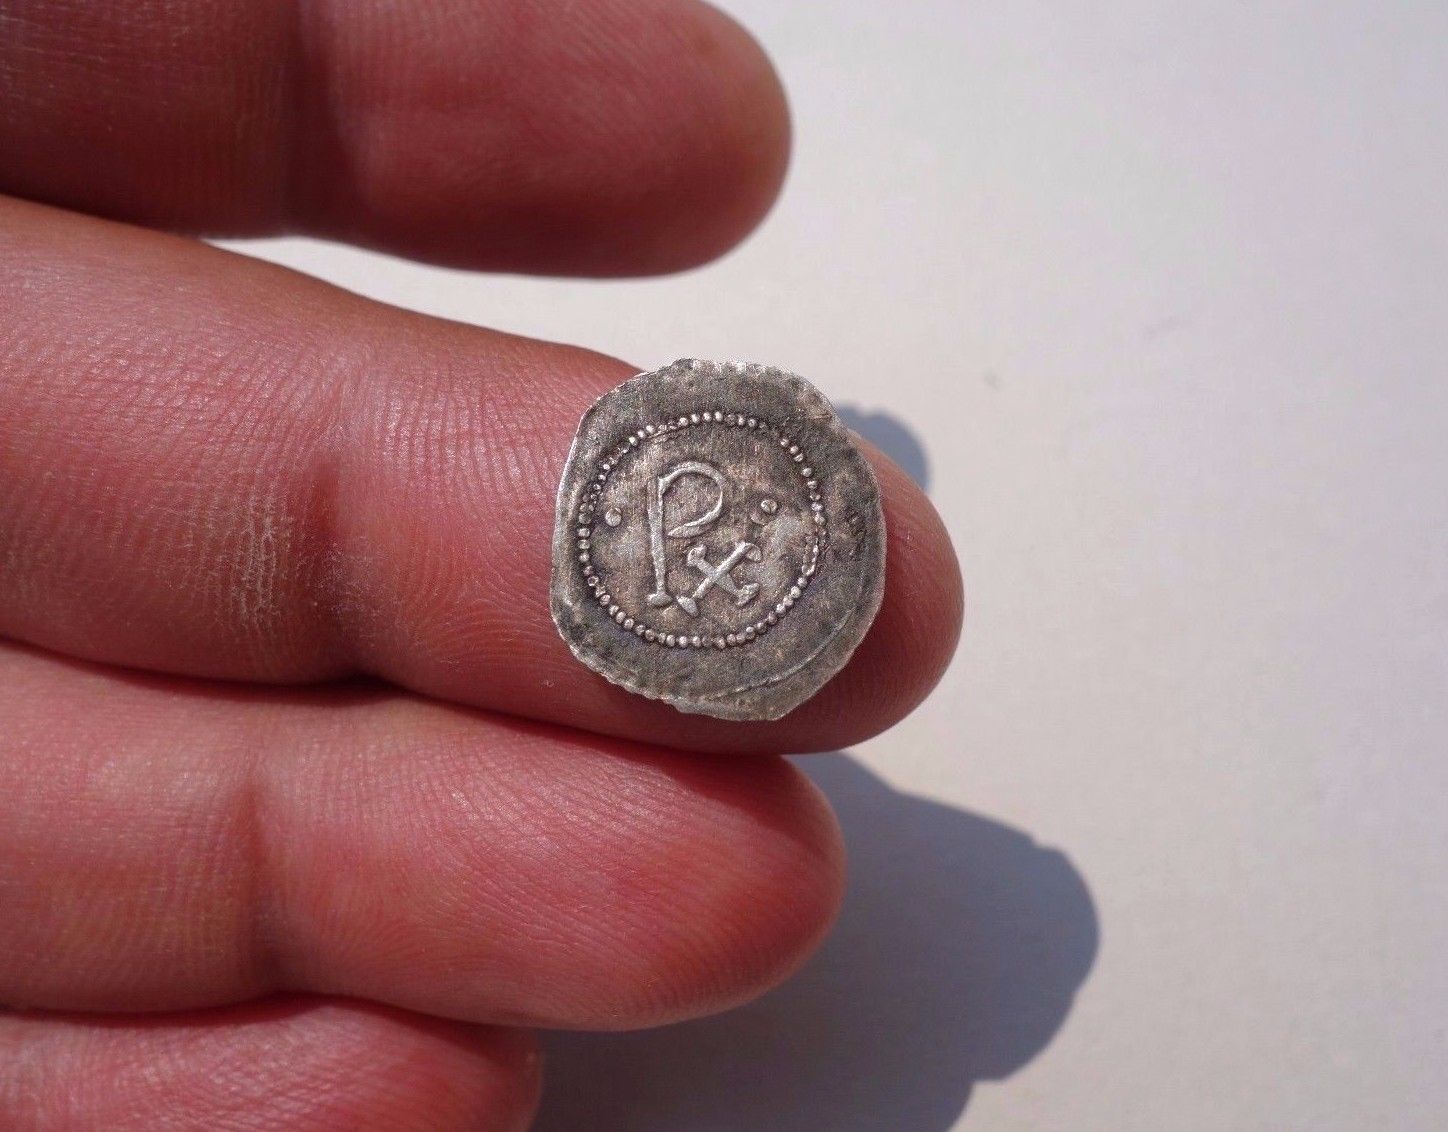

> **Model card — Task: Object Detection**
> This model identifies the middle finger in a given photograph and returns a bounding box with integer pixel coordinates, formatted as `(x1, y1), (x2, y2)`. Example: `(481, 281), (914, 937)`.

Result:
(0, 196), (963, 752)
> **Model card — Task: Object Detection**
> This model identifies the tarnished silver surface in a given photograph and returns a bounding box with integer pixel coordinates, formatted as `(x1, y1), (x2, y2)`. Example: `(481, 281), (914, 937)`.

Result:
(551, 359), (886, 721)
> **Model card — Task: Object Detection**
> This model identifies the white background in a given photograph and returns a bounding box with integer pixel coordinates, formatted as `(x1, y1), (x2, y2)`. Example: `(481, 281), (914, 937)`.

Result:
(233, 2), (1448, 1128)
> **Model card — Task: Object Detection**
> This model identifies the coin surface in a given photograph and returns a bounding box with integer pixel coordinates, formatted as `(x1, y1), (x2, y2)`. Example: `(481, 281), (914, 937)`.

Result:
(550, 359), (886, 721)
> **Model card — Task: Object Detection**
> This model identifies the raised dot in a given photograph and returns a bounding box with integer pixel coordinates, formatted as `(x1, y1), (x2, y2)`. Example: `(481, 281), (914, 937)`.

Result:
(605, 508), (623, 527)
(624, 617), (635, 630)
(760, 498), (778, 515)
(725, 634), (738, 646)
(678, 416), (689, 427)
(615, 610), (627, 623)
(789, 586), (802, 600)
(747, 418), (758, 428)
(802, 468), (813, 478)
(743, 627), (756, 640)
(578, 551), (590, 563)
(766, 611), (778, 624)
(634, 624), (646, 636)
(713, 411), (724, 421)
(691, 635), (703, 648)
(644, 424), (656, 435)
(608, 604), (619, 616)
(645, 630), (658, 642)
(814, 513), (826, 525)
(715, 638), (728, 649)
(578, 538), (590, 549)
(690, 413), (700, 424)
(598, 592), (610, 605)
(665, 634), (677, 646)
(775, 602), (788, 615)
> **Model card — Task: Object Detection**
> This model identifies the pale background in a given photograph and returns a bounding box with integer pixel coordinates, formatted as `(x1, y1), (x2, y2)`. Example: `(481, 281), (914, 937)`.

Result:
(229, 2), (1448, 1128)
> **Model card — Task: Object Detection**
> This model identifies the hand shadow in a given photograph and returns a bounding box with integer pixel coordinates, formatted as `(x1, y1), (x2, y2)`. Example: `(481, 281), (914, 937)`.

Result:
(534, 755), (1099, 1131)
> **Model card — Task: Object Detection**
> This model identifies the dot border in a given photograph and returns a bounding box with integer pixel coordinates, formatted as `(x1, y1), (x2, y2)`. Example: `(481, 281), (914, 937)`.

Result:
(573, 411), (826, 649)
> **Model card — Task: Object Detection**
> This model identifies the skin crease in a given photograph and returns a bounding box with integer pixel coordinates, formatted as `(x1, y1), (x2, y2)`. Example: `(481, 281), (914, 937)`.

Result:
(0, 0), (963, 1125)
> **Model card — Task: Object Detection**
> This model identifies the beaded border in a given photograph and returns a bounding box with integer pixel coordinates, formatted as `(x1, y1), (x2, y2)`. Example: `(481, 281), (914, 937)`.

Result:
(574, 411), (826, 649)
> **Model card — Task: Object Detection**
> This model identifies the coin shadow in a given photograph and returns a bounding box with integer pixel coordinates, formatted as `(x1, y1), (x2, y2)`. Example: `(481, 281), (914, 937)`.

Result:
(533, 755), (1099, 1131)
(835, 405), (932, 491)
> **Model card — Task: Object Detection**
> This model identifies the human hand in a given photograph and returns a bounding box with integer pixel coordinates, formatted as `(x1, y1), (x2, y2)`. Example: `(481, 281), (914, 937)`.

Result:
(0, 2), (962, 1127)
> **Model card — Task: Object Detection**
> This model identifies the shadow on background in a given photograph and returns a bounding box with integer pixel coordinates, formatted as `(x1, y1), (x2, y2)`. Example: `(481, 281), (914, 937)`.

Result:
(535, 756), (1098, 1131)
(836, 405), (932, 491)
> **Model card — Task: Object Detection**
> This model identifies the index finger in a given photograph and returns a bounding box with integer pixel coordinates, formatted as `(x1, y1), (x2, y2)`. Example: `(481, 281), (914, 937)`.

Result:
(0, 0), (788, 276)
(0, 198), (962, 754)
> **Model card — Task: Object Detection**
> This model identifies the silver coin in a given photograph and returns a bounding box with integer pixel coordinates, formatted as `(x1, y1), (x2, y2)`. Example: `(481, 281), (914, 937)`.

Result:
(550, 359), (886, 721)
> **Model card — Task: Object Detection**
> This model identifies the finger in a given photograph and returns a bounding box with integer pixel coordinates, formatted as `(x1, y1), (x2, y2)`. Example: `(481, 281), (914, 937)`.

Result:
(0, 642), (844, 1028)
(0, 998), (539, 1132)
(0, 0), (788, 275)
(0, 198), (962, 754)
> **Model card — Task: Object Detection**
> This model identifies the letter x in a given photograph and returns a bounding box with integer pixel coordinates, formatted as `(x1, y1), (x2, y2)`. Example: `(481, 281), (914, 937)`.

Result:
(676, 542), (763, 617)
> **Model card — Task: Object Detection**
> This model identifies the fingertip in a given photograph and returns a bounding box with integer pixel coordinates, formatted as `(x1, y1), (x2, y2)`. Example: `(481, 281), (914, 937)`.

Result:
(457, 1024), (544, 1132)
(305, 0), (793, 274)
(393, 728), (847, 1030)
(837, 445), (965, 733)
(618, 0), (794, 273)
(577, 748), (847, 1027)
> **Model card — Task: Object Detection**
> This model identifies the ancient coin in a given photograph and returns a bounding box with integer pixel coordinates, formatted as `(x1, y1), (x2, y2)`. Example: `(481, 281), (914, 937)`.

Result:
(550, 359), (886, 721)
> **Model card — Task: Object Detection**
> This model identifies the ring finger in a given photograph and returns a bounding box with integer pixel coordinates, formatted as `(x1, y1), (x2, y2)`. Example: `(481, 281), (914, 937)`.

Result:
(0, 641), (843, 1029)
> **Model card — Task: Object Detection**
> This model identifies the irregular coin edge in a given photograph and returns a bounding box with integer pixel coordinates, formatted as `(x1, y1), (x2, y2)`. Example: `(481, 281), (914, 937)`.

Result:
(549, 358), (886, 721)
